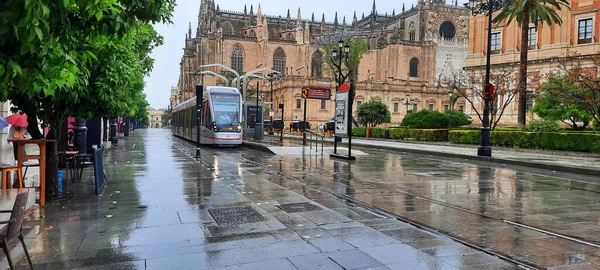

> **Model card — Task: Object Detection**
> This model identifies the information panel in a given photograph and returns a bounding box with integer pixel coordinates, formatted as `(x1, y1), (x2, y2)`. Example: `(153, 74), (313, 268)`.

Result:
(335, 91), (349, 137)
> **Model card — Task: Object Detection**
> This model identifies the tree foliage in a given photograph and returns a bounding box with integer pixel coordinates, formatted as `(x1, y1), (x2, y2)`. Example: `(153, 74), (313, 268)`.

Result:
(440, 66), (519, 130)
(401, 110), (450, 129)
(356, 100), (391, 127)
(493, 0), (570, 126)
(532, 76), (593, 129)
(445, 110), (473, 128)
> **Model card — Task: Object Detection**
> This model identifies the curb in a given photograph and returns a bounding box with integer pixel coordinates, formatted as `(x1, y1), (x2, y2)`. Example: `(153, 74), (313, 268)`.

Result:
(254, 136), (600, 177)
(241, 141), (276, 154)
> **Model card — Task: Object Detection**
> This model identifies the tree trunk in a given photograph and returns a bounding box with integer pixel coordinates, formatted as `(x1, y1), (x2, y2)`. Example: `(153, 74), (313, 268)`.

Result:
(26, 115), (43, 139)
(517, 11), (530, 126)
(24, 111), (58, 201)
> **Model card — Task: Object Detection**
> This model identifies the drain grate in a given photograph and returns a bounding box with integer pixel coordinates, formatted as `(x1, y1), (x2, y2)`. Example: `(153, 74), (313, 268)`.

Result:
(277, 202), (322, 213)
(208, 206), (266, 225)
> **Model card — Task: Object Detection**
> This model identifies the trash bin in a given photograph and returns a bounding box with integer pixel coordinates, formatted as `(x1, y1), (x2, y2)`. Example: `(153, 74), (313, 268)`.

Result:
(384, 129), (390, 139)
(254, 123), (264, 140)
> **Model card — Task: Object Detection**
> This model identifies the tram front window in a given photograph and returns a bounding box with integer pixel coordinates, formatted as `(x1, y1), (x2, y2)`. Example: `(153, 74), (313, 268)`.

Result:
(212, 94), (241, 131)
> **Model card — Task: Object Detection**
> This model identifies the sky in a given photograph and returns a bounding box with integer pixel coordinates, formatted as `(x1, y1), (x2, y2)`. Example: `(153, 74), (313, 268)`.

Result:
(144, 0), (426, 109)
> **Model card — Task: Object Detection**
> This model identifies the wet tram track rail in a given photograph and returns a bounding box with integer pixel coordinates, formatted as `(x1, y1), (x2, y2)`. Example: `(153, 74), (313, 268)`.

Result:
(175, 137), (600, 269)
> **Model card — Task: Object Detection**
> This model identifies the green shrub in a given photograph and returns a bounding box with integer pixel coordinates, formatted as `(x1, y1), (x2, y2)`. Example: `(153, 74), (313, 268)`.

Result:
(370, 127), (386, 138)
(445, 110), (472, 128)
(401, 110), (450, 129)
(408, 129), (449, 141)
(389, 128), (409, 139)
(449, 130), (600, 152)
(594, 119), (600, 130)
(449, 130), (480, 144)
(352, 127), (366, 137)
(519, 120), (561, 133)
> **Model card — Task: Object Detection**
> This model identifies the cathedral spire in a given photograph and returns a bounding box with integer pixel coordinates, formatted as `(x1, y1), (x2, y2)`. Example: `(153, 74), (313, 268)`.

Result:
(392, 9), (395, 16)
(372, 0), (377, 15)
(250, 4), (253, 15)
(286, 9), (291, 29)
(257, 4), (262, 25)
(188, 22), (192, 39)
(353, 11), (358, 26)
(455, 0), (458, 6)
(343, 16), (347, 31)
(296, 7), (302, 28)
(334, 12), (339, 30)
(321, 13), (326, 33)
(244, 5), (247, 15)
(362, 12), (365, 19)
(402, 3), (405, 12)
(312, 12), (315, 23)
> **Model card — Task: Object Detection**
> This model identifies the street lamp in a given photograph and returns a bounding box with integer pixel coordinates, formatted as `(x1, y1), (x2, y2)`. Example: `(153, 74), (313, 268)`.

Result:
(266, 72), (280, 135)
(330, 39), (354, 160)
(467, 0), (510, 157)
(402, 94), (417, 114)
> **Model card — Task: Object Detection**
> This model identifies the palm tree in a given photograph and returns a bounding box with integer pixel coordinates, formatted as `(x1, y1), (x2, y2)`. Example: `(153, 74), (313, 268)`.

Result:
(493, 0), (570, 126)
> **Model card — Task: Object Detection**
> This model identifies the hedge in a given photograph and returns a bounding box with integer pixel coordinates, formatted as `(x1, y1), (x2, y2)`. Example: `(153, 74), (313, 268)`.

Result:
(369, 128), (449, 141)
(449, 130), (600, 152)
(353, 127), (366, 137)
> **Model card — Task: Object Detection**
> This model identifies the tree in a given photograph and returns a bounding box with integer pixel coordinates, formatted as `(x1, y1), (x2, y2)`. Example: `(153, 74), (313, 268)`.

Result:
(0, 0), (174, 200)
(316, 33), (368, 126)
(493, 0), (570, 126)
(357, 101), (391, 127)
(532, 76), (592, 129)
(441, 66), (519, 130)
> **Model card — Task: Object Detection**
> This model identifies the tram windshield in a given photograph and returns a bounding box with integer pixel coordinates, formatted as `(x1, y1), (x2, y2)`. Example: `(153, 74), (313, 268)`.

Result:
(212, 94), (240, 126)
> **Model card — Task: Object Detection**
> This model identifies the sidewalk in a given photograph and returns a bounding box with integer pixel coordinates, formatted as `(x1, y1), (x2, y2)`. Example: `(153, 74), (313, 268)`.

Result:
(272, 134), (600, 176)
(3, 129), (518, 269)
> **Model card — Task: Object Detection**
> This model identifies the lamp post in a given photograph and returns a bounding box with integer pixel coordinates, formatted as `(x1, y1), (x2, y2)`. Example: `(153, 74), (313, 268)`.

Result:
(330, 39), (354, 160)
(266, 72), (280, 135)
(467, 0), (510, 157)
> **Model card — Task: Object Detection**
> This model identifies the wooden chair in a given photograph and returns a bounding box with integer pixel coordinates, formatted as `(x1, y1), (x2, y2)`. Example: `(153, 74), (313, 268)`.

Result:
(0, 165), (22, 190)
(0, 192), (33, 269)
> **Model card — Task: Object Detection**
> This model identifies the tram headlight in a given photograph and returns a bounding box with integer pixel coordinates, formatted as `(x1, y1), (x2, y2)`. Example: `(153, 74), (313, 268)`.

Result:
(212, 122), (218, 132)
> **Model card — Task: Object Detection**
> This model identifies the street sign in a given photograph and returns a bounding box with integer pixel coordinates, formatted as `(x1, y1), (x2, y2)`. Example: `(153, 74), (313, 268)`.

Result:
(335, 91), (349, 137)
(302, 87), (331, 100)
(338, 83), (351, 92)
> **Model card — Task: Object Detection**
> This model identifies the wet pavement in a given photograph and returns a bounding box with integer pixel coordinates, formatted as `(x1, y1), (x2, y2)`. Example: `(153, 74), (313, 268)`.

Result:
(252, 136), (600, 269)
(3, 129), (523, 270)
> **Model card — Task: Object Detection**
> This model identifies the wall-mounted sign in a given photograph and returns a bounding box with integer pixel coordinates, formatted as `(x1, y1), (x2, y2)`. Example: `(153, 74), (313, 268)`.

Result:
(302, 87), (331, 100)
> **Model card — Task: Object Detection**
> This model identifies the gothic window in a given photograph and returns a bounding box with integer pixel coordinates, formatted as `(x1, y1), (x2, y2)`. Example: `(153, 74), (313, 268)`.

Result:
(394, 102), (399, 113)
(321, 100), (327, 110)
(578, 18), (593, 44)
(439, 21), (456, 40)
(444, 105), (449, 112)
(311, 51), (323, 78)
(273, 48), (286, 74)
(296, 98), (302, 109)
(428, 104), (434, 110)
(409, 22), (416, 41)
(231, 45), (244, 73)
(409, 58), (419, 77)
(222, 22), (234, 35)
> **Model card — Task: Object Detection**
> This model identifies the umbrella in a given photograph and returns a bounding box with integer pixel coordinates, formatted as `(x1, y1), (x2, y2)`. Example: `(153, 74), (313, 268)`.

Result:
(0, 117), (8, 129)
(6, 113), (28, 128)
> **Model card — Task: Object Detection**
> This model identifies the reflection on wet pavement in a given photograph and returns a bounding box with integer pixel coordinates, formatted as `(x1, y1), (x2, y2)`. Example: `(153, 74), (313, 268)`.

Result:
(248, 138), (600, 269)
(11, 129), (524, 270)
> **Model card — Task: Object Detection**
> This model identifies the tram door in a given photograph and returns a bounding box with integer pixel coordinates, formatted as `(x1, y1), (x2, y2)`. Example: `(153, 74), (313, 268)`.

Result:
(243, 103), (264, 140)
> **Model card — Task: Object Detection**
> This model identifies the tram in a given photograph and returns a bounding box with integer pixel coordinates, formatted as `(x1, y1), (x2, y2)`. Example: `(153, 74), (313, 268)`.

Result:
(172, 86), (243, 145)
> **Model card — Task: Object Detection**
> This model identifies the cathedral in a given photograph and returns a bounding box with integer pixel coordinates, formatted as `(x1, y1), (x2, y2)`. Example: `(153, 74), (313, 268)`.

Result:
(175, 0), (470, 125)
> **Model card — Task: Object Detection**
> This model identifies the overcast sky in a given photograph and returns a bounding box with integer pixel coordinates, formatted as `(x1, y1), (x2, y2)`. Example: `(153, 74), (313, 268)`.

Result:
(144, 0), (431, 109)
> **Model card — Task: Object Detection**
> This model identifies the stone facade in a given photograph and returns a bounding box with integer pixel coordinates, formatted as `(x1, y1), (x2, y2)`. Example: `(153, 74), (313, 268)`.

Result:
(148, 107), (165, 129)
(466, 0), (600, 125)
(176, 0), (471, 125)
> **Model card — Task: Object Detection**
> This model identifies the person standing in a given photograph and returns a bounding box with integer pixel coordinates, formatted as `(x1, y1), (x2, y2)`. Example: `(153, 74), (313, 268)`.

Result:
(7, 125), (26, 163)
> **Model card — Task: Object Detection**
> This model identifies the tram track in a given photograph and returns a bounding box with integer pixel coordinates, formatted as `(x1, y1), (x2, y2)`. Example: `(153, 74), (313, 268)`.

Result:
(175, 136), (600, 268)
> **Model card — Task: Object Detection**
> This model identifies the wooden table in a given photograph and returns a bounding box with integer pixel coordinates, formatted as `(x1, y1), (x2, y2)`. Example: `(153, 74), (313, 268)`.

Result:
(10, 139), (55, 206)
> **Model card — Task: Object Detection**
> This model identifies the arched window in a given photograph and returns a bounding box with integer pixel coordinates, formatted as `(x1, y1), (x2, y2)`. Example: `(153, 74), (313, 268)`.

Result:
(409, 22), (416, 41)
(439, 21), (456, 40)
(273, 48), (286, 74)
(222, 22), (234, 35)
(231, 44), (244, 73)
(311, 51), (323, 78)
(409, 58), (419, 77)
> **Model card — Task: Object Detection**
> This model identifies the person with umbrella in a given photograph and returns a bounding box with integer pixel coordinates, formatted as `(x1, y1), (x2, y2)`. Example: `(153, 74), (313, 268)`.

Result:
(5, 113), (29, 164)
